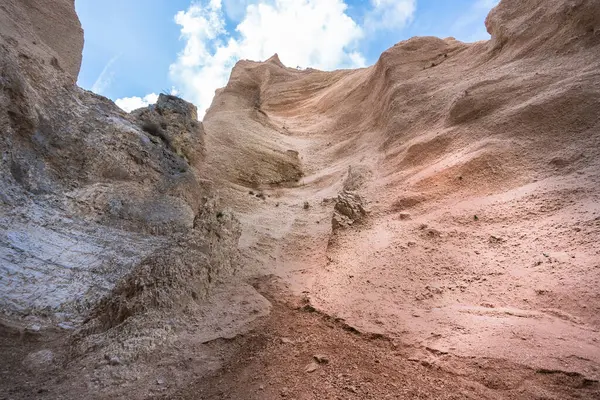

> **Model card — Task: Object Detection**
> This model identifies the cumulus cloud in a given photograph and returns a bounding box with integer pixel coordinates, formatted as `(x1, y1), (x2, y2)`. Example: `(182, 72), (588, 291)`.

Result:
(169, 0), (366, 118)
(115, 93), (159, 112)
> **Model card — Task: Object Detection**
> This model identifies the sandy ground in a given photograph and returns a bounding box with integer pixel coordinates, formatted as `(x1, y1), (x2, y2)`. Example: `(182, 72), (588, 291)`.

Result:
(152, 277), (600, 400)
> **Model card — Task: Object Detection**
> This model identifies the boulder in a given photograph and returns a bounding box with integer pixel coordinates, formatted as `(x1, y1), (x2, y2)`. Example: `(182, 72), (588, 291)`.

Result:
(332, 191), (367, 231)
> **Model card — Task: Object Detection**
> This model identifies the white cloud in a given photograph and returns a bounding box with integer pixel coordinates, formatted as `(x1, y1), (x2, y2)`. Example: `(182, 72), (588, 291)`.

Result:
(348, 52), (367, 68)
(364, 0), (416, 32)
(237, 0), (363, 68)
(169, 0), (366, 118)
(115, 93), (159, 112)
(91, 54), (120, 95)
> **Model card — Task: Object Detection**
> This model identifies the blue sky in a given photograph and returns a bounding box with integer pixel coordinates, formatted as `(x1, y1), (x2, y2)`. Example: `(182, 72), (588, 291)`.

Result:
(75, 0), (498, 116)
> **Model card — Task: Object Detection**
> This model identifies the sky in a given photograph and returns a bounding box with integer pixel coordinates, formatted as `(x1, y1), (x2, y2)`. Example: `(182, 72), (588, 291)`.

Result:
(75, 0), (499, 118)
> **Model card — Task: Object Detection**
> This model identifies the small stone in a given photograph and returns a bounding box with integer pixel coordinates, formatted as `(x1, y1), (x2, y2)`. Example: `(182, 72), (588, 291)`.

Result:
(489, 235), (504, 243)
(57, 322), (75, 330)
(398, 212), (411, 220)
(305, 362), (319, 373)
(156, 378), (165, 385)
(23, 349), (54, 372)
(280, 337), (294, 344)
(259, 385), (265, 391)
(313, 354), (329, 364)
(108, 356), (122, 366)
(344, 385), (358, 393)
(332, 191), (366, 231)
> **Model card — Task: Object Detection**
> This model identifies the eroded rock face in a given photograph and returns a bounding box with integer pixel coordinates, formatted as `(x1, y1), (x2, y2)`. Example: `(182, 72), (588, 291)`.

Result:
(22, 349), (55, 373)
(156, 93), (199, 120)
(485, 0), (600, 56)
(0, 0), (240, 326)
(84, 198), (241, 334)
(202, 58), (304, 187)
(0, 0), (83, 79)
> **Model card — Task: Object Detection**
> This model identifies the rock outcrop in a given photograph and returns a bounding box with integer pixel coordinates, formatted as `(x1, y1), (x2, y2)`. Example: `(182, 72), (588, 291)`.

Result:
(132, 93), (205, 168)
(0, 0), (239, 328)
(486, 0), (600, 57)
(202, 58), (304, 187)
(0, 0), (83, 79)
(331, 191), (367, 231)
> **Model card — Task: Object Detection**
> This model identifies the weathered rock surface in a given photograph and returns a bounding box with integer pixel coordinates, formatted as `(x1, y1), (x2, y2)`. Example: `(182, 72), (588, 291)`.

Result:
(332, 191), (366, 231)
(132, 93), (205, 168)
(22, 349), (55, 372)
(0, 0), (83, 79)
(202, 58), (304, 187)
(0, 0), (240, 329)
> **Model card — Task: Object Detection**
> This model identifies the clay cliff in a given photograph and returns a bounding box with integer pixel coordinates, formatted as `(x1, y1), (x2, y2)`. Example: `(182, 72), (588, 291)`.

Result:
(1, 0), (600, 399)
